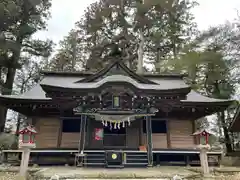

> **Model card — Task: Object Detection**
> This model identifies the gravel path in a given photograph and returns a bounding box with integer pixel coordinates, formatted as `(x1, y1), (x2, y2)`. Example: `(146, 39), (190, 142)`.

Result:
(34, 167), (196, 179)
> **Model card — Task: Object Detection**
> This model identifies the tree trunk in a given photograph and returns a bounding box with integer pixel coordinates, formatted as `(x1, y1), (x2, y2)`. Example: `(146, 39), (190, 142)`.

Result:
(155, 50), (160, 72)
(0, 36), (23, 132)
(220, 111), (233, 153)
(137, 29), (144, 74)
(72, 31), (77, 70)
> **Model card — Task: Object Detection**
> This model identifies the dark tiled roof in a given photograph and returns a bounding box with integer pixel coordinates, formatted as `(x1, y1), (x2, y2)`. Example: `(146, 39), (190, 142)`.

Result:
(0, 75), (233, 104)
(40, 74), (189, 90)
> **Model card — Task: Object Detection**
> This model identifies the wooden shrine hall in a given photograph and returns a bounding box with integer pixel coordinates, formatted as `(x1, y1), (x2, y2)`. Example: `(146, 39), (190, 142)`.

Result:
(0, 57), (233, 167)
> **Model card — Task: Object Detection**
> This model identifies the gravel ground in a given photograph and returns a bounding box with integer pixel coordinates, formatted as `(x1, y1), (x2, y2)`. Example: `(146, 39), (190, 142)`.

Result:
(34, 166), (197, 179)
(1, 167), (240, 180)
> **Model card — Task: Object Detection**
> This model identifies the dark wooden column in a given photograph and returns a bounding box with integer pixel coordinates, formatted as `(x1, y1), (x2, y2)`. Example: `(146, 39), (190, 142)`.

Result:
(139, 119), (143, 146)
(58, 110), (64, 148)
(57, 118), (63, 147)
(31, 117), (37, 126)
(78, 115), (87, 151)
(146, 116), (153, 166)
(166, 119), (171, 148)
(192, 120), (197, 144)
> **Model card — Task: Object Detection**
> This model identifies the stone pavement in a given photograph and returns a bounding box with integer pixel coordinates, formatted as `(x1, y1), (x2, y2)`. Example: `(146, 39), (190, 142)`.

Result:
(34, 167), (197, 179)
(62, 179), (168, 180)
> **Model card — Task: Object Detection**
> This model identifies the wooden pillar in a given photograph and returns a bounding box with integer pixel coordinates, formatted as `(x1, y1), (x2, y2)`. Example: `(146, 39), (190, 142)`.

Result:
(79, 115), (87, 152)
(139, 119), (143, 146)
(192, 120), (197, 144)
(27, 117), (32, 125)
(57, 118), (63, 148)
(185, 155), (190, 167)
(146, 116), (153, 166)
(31, 117), (37, 126)
(86, 117), (90, 148)
(166, 119), (171, 148)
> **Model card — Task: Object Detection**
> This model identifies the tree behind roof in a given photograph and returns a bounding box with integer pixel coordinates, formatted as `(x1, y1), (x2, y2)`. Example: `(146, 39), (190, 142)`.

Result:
(0, 0), (54, 132)
(49, 0), (197, 72)
(161, 22), (240, 153)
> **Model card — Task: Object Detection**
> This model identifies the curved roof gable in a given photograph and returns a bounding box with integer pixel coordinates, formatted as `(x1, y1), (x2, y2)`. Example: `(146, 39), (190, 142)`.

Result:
(40, 74), (191, 94)
(75, 60), (158, 84)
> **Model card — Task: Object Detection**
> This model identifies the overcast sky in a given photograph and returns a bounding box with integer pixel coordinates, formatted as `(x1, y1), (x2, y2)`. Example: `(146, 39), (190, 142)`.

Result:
(35, 0), (240, 45)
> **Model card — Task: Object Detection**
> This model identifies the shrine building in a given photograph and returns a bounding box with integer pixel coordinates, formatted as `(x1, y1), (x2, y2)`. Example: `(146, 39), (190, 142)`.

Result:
(0, 59), (233, 167)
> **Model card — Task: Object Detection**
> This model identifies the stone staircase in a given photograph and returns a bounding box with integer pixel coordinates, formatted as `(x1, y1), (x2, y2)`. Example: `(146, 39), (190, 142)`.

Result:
(82, 150), (148, 167)
(125, 151), (148, 167)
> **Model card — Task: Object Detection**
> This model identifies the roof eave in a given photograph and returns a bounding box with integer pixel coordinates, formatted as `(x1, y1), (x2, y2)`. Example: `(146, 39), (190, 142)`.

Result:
(40, 83), (191, 96)
(181, 100), (234, 106)
(0, 96), (52, 103)
(41, 71), (93, 77)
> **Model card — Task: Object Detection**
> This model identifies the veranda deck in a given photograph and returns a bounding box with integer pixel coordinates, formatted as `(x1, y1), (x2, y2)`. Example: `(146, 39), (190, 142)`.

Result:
(1, 148), (222, 167)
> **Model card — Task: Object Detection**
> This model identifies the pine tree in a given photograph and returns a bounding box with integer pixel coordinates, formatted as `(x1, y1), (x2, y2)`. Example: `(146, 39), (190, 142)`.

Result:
(0, 0), (54, 132)
(162, 23), (240, 153)
(50, 0), (197, 72)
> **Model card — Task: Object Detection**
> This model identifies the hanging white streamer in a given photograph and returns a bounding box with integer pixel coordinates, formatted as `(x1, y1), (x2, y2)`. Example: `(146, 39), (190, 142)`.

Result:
(117, 122), (120, 129)
(104, 120), (108, 126)
(122, 121), (125, 128)
(128, 118), (131, 126)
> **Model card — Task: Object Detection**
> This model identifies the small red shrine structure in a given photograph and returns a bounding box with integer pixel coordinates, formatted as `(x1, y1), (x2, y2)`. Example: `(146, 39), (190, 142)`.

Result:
(193, 129), (212, 145)
(18, 126), (37, 148)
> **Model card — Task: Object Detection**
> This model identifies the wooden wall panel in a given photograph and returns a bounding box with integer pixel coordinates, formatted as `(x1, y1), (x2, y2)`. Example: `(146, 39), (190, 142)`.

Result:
(169, 119), (195, 149)
(35, 118), (60, 148)
(152, 134), (167, 148)
(126, 121), (140, 148)
(60, 133), (80, 148)
(142, 133), (167, 149)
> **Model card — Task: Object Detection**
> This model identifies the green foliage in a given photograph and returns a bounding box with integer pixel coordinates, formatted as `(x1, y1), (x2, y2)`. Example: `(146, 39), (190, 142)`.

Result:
(49, 0), (197, 72)
(0, 133), (16, 150)
(49, 30), (84, 71)
(162, 24), (239, 99)
(161, 22), (240, 152)
(0, 0), (53, 132)
(0, 0), (53, 93)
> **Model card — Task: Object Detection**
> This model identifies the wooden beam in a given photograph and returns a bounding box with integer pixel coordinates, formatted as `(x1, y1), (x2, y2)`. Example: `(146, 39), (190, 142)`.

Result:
(166, 119), (171, 148)
(146, 116), (153, 166)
